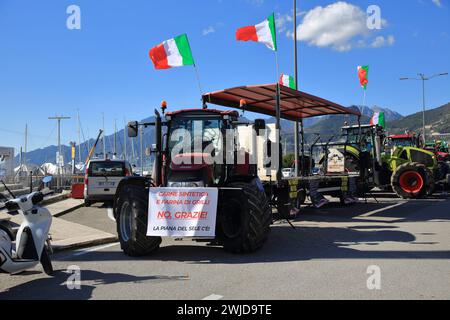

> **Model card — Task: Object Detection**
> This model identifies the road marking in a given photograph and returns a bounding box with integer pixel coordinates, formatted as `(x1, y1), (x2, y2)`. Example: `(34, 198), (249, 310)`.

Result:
(107, 208), (116, 222)
(72, 242), (120, 257)
(359, 202), (406, 217)
(202, 294), (224, 301)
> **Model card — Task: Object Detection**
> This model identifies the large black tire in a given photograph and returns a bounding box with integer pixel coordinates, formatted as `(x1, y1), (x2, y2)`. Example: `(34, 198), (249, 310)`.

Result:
(391, 162), (428, 199)
(425, 167), (436, 196)
(84, 199), (92, 207)
(40, 246), (53, 276)
(437, 161), (449, 180)
(217, 179), (272, 254)
(275, 188), (292, 219)
(116, 185), (162, 257)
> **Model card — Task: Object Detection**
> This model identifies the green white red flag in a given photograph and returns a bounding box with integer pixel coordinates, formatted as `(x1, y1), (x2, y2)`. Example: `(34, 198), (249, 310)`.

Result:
(149, 34), (195, 70)
(279, 74), (296, 89)
(358, 65), (369, 90)
(236, 14), (277, 51)
(370, 112), (385, 128)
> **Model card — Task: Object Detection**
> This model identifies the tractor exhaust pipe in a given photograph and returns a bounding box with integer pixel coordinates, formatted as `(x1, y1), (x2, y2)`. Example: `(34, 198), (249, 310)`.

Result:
(154, 109), (163, 186)
(374, 127), (383, 167)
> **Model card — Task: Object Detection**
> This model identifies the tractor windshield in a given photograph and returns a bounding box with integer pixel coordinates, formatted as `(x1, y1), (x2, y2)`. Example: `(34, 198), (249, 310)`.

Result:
(168, 116), (223, 157)
(391, 138), (415, 148)
(343, 127), (374, 147)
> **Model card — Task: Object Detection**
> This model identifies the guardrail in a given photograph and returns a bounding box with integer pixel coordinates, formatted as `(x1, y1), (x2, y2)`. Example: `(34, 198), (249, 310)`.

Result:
(15, 174), (85, 193)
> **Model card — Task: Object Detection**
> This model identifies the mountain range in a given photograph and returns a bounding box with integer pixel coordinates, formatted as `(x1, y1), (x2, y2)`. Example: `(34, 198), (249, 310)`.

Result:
(13, 104), (450, 167)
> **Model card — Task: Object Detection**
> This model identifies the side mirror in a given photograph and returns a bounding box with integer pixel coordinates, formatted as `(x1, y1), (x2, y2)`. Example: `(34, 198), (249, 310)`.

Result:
(42, 176), (53, 184)
(145, 144), (158, 156)
(254, 119), (266, 134)
(128, 121), (139, 138)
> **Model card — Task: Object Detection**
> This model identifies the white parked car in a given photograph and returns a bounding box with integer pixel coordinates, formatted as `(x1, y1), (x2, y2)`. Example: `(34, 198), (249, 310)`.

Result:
(282, 168), (295, 179)
(84, 159), (132, 207)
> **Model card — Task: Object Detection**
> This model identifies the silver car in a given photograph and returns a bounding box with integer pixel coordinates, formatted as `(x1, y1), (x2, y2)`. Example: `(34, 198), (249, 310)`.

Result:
(84, 159), (132, 207)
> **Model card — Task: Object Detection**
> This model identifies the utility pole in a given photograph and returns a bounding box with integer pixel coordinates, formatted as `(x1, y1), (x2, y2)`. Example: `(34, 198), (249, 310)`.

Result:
(48, 116), (71, 191)
(131, 134), (136, 165)
(77, 109), (82, 163)
(123, 118), (127, 161)
(102, 113), (106, 159)
(400, 72), (448, 143)
(114, 119), (117, 159)
(140, 126), (144, 175)
(293, 0), (304, 177)
(24, 124), (28, 173)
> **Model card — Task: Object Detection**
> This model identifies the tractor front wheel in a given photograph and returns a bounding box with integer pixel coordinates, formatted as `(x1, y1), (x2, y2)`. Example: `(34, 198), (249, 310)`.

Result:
(116, 185), (162, 257)
(217, 179), (272, 254)
(391, 162), (428, 199)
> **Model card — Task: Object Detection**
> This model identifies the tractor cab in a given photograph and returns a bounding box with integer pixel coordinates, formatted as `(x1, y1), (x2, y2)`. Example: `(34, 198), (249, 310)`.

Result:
(165, 109), (239, 188)
(387, 133), (422, 150)
(128, 107), (266, 188)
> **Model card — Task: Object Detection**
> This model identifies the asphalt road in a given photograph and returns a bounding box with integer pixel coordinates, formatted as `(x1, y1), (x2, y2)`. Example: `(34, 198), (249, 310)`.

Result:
(1, 193), (450, 300)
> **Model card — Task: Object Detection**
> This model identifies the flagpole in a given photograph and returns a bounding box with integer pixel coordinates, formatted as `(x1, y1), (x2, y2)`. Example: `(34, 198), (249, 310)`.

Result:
(193, 63), (204, 100)
(363, 88), (367, 107)
(183, 34), (204, 102)
(275, 50), (283, 183)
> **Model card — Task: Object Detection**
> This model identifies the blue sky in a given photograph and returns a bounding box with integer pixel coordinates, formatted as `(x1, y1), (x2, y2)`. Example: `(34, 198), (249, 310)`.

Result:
(0, 0), (449, 154)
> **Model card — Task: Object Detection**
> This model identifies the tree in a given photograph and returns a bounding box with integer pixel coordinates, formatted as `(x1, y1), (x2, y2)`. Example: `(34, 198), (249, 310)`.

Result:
(283, 153), (295, 168)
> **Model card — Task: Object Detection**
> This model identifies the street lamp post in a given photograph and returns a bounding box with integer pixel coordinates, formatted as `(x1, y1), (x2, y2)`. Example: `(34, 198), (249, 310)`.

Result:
(400, 72), (448, 143)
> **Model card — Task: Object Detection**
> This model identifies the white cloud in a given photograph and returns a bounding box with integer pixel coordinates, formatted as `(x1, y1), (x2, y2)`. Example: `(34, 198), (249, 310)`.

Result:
(432, 0), (442, 7)
(202, 26), (216, 36)
(247, 0), (264, 7)
(276, 10), (305, 34)
(294, 2), (369, 51)
(371, 35), (395, 48)
(288, 1), (393, 52)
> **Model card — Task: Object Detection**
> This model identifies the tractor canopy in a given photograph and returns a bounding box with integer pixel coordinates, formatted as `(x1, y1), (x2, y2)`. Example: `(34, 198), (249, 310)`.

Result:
(202, 84), (361, 121)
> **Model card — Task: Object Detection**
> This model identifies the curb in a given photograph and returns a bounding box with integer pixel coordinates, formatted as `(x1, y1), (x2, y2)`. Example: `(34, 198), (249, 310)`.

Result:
(41, 193), (70, 206)
(53, 236), (119, 253)
(53, 203), (85, 218)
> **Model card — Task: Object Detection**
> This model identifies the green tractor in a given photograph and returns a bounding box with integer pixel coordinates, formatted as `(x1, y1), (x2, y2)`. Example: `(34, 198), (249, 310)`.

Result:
(338, 124), (439, 199)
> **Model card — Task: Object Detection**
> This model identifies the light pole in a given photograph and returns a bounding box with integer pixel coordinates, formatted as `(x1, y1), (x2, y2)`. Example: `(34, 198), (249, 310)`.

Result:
(48, 116), (71, 191)
(400, 72), (448, 143)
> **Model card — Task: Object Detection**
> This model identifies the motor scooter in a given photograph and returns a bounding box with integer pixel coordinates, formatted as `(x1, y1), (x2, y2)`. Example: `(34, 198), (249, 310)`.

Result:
(0, 177), (53, 275)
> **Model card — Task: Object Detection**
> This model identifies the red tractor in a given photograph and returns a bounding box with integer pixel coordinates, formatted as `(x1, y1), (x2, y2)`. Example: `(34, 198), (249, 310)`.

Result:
(113, 108), (272, 256)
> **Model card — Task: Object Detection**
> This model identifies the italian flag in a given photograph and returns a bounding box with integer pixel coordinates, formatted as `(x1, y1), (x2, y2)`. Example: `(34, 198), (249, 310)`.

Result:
(236, 14), (277, 51)
(279, 74), (296, 89)
(370, 112), (385, 128)
(149, 34), (195, 70)
(357, 65), (369, 90)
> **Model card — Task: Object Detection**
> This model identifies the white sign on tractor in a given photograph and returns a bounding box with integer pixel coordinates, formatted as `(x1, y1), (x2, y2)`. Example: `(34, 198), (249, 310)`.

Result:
(327, 148), (346, 173)
(147, 188), (219, 238)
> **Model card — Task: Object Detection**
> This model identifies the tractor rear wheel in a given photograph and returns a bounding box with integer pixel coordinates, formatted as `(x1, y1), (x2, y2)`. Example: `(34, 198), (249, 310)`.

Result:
(217, 179), (271, 254)
(116, 185), (162, 257)
(391, 162), (428, 199)
(425, 168), (436, 196)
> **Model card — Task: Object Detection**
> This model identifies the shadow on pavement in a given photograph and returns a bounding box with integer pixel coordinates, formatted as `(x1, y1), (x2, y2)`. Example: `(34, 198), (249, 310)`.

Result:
(299, 197), (450, 223)
(0, 270), (188, 300)
(53, 224), (450, 265)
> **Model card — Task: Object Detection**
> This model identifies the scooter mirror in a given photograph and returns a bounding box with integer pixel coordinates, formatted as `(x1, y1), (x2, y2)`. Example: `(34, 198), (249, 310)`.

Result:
(128, 121), (139, 138)
(42, 176), (53, 184)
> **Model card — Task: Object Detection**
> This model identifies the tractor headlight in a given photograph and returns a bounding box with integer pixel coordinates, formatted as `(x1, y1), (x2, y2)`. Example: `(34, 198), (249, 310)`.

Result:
(167, 182), (182, 188)
(167, 181), (205, 188)
(184, 181), (205, 188)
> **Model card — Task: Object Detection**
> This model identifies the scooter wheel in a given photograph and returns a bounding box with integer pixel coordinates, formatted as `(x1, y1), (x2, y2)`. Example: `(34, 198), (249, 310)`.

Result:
(41, 247), (54, 276)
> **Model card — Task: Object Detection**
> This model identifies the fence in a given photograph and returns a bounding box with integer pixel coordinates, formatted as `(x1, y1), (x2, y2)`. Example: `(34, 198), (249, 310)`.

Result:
(16, 173), (85, 193)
